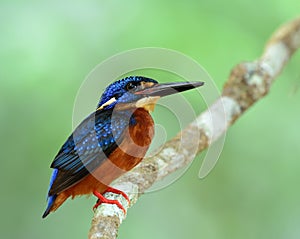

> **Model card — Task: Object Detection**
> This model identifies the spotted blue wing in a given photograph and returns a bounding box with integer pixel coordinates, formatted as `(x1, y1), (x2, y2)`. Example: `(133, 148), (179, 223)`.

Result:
(48, 109), (131, 195)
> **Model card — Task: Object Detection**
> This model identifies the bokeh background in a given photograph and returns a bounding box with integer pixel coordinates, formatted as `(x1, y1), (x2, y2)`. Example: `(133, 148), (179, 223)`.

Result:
(1, 1), (300, 239)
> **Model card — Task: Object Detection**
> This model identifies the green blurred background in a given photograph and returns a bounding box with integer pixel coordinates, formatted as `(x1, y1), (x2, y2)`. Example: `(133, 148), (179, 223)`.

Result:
(1, 1), (300, 238)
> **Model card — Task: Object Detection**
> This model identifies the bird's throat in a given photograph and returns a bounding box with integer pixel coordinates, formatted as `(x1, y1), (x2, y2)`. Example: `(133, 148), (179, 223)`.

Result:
(135, 96), (160, 112)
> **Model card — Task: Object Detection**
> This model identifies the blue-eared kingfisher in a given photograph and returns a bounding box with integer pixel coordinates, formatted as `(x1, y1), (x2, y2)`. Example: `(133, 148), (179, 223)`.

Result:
(43, 76), (204, 218)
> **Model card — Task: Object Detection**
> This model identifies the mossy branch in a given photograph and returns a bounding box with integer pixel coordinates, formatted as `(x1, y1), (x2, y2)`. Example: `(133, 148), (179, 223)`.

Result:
(88, 17), (300, 239)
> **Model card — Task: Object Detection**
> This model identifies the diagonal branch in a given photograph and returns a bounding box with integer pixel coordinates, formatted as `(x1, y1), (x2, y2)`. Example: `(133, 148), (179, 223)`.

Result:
(88, 17), (300, 239)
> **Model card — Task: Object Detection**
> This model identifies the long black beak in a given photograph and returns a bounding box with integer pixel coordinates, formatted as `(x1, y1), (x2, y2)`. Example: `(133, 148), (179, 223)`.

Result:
(135, 81), (204, 97)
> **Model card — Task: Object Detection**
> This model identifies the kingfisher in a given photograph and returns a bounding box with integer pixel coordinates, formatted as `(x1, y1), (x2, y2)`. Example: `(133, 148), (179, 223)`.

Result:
(43, 76), (204, 218)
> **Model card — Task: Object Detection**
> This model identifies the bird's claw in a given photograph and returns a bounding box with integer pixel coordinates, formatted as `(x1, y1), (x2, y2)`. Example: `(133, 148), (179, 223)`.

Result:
(92, 189), (129, 214)
(104, 187), (130, 205)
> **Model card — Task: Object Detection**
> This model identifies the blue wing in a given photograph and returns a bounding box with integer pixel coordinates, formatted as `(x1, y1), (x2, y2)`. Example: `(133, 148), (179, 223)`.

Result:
(47, 109), (131, 196)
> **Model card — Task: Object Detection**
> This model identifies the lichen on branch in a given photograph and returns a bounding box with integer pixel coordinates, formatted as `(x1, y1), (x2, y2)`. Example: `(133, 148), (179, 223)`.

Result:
(88, 17), (300, 239)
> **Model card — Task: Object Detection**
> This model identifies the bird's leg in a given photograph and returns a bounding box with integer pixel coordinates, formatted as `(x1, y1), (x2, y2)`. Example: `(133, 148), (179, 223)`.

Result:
(103, 187), (130, 205)
(92, 189), (129, 214)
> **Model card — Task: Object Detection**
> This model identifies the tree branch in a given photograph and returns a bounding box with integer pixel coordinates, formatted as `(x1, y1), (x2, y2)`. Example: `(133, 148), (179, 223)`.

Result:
(88, 17), (300, 239)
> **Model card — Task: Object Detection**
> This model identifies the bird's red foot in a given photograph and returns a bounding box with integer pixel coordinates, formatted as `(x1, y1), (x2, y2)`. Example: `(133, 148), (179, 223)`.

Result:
(104, 187), (130, 205)
(92, 188), (130, 214)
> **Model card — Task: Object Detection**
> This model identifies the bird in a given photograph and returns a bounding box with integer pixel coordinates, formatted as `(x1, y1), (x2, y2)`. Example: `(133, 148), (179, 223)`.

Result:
(42, 76), (204, 218)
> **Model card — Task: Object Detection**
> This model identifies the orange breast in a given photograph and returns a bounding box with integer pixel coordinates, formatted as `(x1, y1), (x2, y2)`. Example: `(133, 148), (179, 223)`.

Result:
(51, 108), (154, 212)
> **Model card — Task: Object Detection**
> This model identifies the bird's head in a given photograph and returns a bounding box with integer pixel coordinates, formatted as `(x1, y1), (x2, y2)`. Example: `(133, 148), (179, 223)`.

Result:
(97, 76), (204, 112)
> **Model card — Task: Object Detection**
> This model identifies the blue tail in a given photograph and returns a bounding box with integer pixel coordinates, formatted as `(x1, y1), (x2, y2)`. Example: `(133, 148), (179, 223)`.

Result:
(42, 169), (58, 218)
(42, 194), (57, 218)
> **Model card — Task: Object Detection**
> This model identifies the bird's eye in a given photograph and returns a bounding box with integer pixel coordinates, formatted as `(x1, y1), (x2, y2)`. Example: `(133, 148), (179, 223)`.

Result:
(125, 82), (138, 91)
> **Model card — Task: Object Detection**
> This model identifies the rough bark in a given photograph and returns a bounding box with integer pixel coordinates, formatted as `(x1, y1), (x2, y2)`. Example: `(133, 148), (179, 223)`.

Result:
(88, 17), (300, 239)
